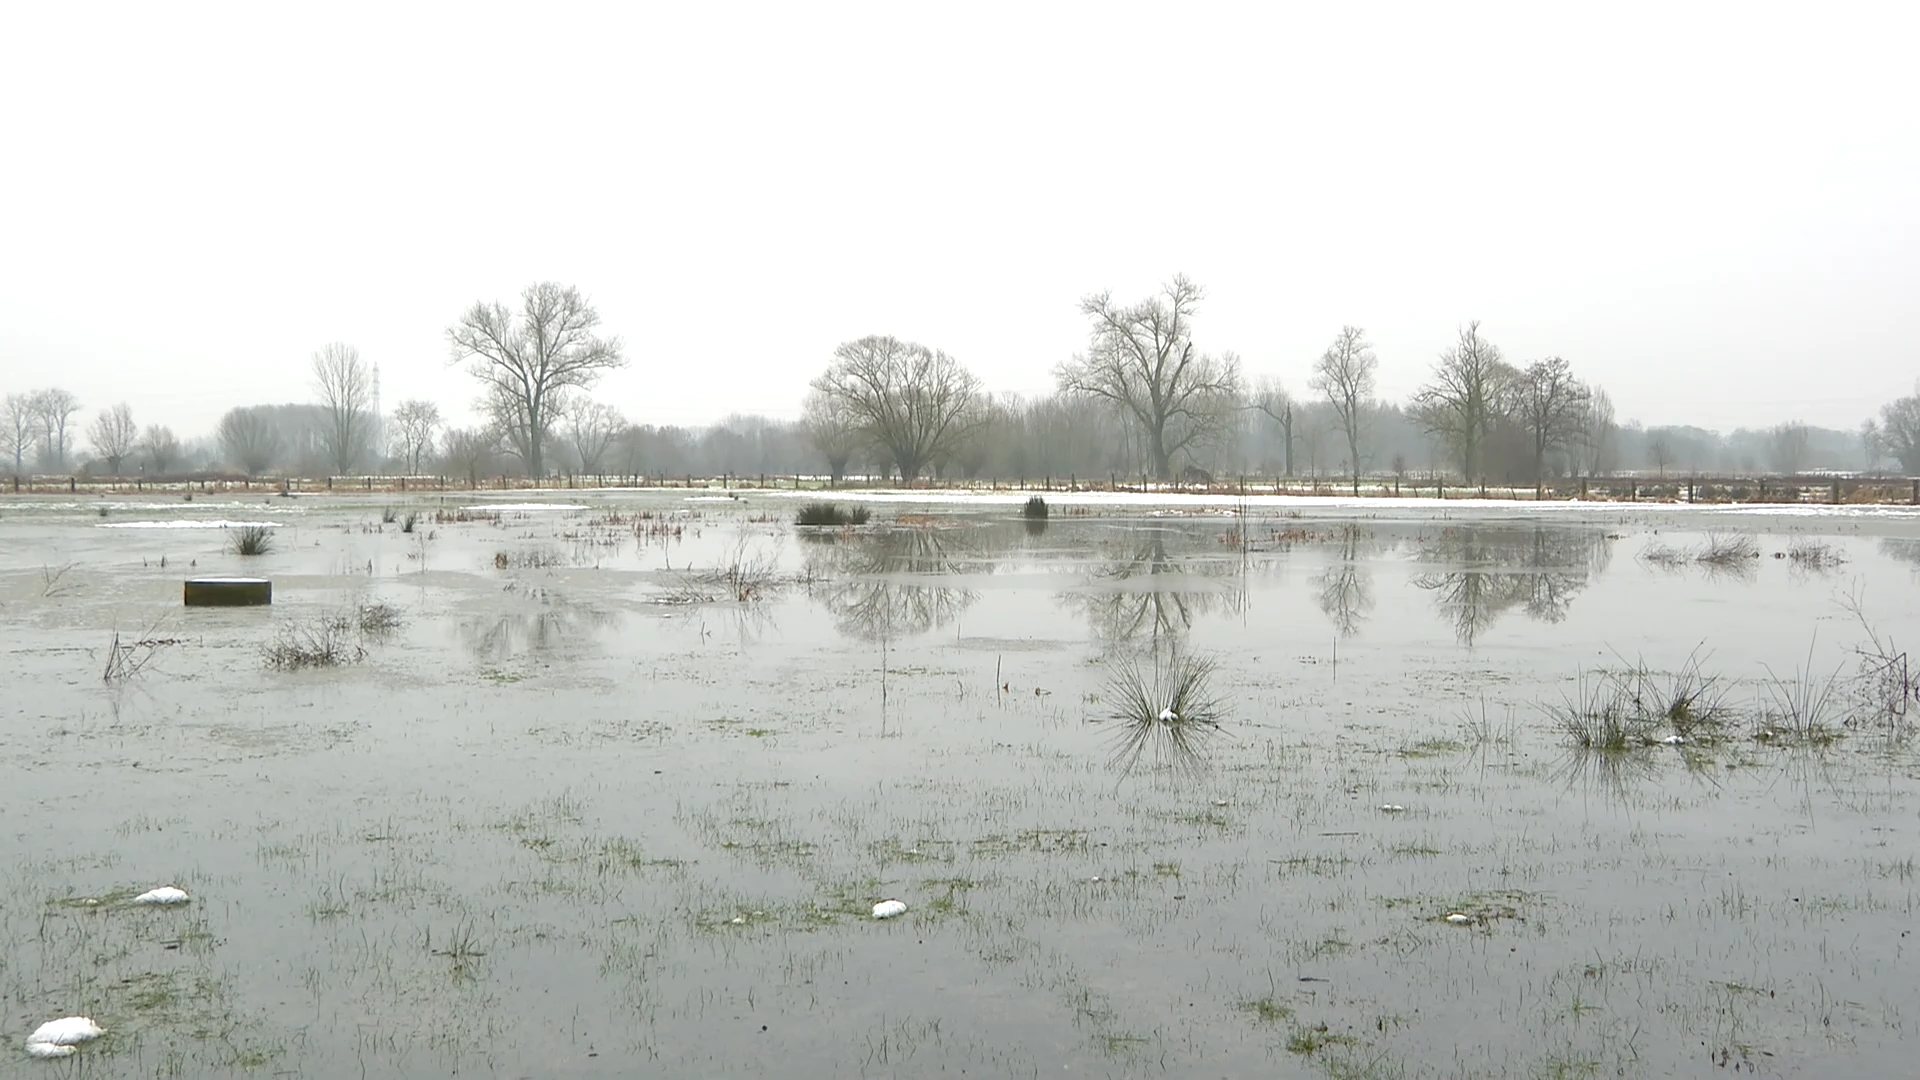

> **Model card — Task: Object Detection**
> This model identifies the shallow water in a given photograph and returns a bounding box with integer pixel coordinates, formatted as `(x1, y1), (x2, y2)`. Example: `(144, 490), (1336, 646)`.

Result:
(3, 490), (1917, 1077)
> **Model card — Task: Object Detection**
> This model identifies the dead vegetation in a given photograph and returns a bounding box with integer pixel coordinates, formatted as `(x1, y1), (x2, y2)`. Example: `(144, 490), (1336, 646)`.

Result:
(262, 603), (402, 670)
(102, 615), (185, 682)
(660, 533), (784, 604)
(1638, 532), (1761, 572)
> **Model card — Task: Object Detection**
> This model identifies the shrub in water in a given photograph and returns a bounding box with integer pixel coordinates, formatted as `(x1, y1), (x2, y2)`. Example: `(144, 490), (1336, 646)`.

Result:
(796, 502), (871, 527)
(229, 524), (274, 556)
(1024, 495), (1049, 520)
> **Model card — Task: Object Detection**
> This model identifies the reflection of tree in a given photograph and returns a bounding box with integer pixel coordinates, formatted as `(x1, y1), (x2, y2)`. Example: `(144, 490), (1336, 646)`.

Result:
(458, 589), (619, 661)
(1412, 526), (1612, 646)
(1880, 537), (1920, 570)
(1058, 532), (1235, 651)
(803, 527), (984, 641)
(1312, 524), (1377, 638)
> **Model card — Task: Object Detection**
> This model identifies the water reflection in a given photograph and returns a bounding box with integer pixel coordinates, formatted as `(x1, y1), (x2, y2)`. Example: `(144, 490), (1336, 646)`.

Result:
(1313, 524), (1384, 639)
(803, 526), (985, 641)
(458, 588), (620, 661)
(1412, 526), (1612, 646)
(1057, 532), (1236, 652)
(1879, 537), (1920, 570)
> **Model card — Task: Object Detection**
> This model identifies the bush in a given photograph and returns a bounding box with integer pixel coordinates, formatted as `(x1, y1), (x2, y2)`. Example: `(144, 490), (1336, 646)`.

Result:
(796, 502), (871, 527)
(263, 617), (365, 670)
(229, 524), (275, 556)
(1023, 496), (1049, 520)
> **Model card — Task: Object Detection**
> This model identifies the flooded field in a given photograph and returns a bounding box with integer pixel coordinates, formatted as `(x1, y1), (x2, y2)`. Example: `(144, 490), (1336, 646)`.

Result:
(3, 489), (1918, 1078)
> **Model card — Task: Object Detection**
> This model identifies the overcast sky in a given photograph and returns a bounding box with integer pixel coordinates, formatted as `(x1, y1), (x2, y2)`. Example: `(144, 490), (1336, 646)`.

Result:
(3, 1), (1915, 442)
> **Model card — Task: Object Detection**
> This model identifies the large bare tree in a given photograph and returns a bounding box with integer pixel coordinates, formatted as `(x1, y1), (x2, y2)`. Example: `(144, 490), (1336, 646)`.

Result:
(311, 343), (373, 474)
(563, 399), (625, 476)
(1514, 356), (1590, 489)
(1878, 390), (1920, 473)
(3, 393), (34, 474)
(1412, 322), (1511, 481)
(88, 403), (138, 475)
(447, 282), (625, 479)
(811, 336), (982, 484)
(141, 424), (180, 475)
(1309, 326), (1378, 493)
(1055, 275), (1242, 481)
(31, 388), (81, 468)
(801, 385), (864, 485)
(218, 406), (282, 475)
(388, 399), (442, 475)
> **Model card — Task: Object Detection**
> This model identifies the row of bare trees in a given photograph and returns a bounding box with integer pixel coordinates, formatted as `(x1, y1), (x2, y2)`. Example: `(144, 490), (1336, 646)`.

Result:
(798, 277), (1618, 488)
(4, 388), (83, 472)
(11, 274), (1909, 486)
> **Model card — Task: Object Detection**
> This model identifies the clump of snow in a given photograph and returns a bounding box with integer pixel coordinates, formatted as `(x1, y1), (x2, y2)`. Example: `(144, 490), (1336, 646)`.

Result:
(25, 1016), (103, 1057)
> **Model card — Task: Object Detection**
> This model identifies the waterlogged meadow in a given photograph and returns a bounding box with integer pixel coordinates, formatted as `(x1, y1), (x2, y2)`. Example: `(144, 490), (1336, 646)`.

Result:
(2, 490), (1918, 1077)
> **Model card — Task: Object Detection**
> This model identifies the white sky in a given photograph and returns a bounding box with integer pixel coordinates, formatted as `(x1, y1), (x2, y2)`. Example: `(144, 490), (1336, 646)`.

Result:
(2, 0), (1915, 441)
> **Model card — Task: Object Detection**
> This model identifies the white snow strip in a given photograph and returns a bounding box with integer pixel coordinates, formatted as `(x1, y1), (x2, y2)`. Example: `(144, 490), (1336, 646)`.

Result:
(96, 519), (285, 530)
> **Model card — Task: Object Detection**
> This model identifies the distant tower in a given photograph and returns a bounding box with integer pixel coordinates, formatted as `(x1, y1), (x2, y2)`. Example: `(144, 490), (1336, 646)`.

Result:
(371, 362), (382, 420)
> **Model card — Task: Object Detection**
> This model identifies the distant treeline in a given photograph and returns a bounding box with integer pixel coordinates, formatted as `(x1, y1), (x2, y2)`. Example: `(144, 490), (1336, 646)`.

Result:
(6, 278), (1916, 485)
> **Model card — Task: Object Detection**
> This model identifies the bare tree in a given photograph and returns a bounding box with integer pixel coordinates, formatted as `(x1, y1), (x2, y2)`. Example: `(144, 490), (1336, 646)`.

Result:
(1055, 276), (1242, 481)
(1412, 322), (1510, 481)
(388, 399), (442, 475)
(440, 426), (498, 487)
(31, 388), (81, 468)
(1648, 433), (1674, 477)
(218, 406), (282, 475)
(1513, 357), (1590, 490)
(3, 393), (34, 474)
(1576, 387), (1617, 476)
(141, 425), (180, 475)
(811, 335), (983, 484)
(1768, 421), (1811, 476)
(447, 282), (626, 479)
(1861, 417), (1884, 473)
(310, 343), (373, 474)
(1309, 326), (1378, 494)
(801, 385), (863, 485)
(1252, 378), (1296, 477)
(1878, 390), (1920, 473)
(88, 403), (138, 475)
(563, 399), (625, 476)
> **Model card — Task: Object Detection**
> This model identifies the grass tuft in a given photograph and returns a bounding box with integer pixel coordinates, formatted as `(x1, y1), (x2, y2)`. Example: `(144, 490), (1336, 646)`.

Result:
(1102, 651), (1228, 779)
(1023, 495), (1049, 520)
(228, 524), (275, 556)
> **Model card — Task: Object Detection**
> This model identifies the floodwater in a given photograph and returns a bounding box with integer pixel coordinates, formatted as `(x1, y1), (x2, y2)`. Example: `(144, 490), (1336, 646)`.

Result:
(3, 489), (1918, 1078)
